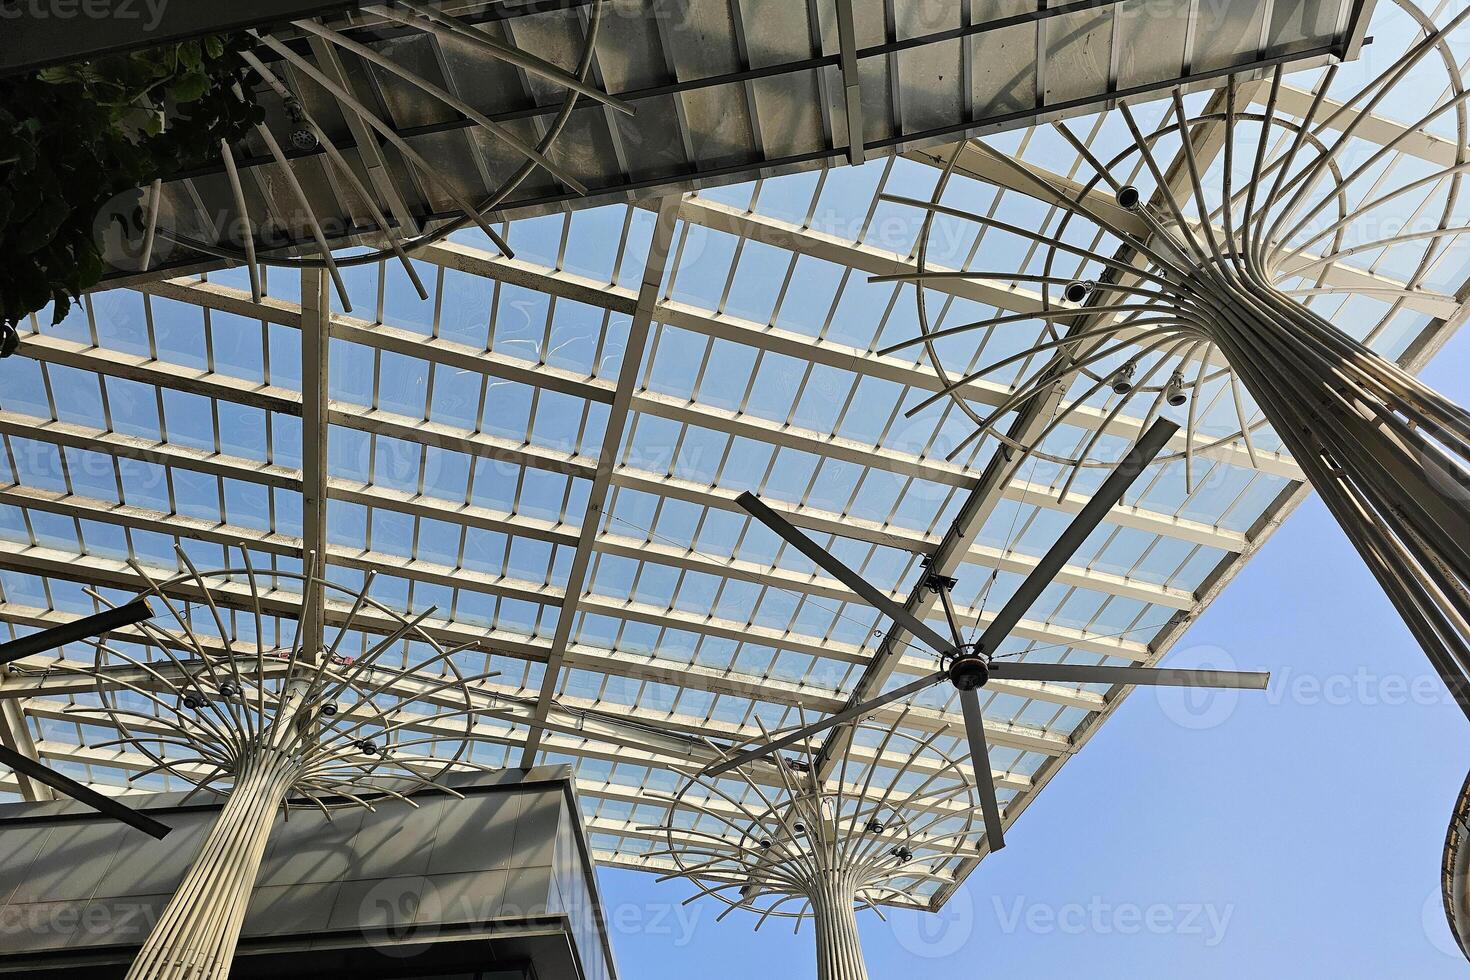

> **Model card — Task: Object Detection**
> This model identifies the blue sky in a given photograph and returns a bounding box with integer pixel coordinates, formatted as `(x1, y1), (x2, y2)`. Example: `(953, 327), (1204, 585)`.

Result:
(593, 328), (1470, 979)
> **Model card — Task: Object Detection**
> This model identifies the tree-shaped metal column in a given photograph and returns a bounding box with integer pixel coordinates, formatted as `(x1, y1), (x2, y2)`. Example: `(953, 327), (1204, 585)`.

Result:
(884, 0), (1470, 717)
(65, 547), (491, 980)
(645, 721), (986, 980)
(119, 0), (630, 312)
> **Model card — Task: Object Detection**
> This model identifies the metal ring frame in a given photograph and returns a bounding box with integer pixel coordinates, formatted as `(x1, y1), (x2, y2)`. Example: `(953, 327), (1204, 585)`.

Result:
(136, 0), (623, 313)
(889, 0), (1470, 721)
(643, 719), (985, 980)
(65, 545), (493, 980)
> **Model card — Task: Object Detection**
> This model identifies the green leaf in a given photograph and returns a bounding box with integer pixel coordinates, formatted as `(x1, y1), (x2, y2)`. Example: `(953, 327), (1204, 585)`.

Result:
(10, 196), (71, 254)
(0, 132), (36, 173)
(171, 70), (210, 104)
(75, 239), (105, 285)
(0, 31), (263, 328)
(15, 257), (51, 315)
(49, 290), (71, 327)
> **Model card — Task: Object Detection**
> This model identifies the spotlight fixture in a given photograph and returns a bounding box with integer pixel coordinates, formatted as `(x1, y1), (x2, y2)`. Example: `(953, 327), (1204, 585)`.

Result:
(758, 838), (772, 849)
(865, 819), (884, 833)
(1063, 280), (1093, 304)
(218, 682), (240, 698)
(284, 97), (318, 151)
(1110, 359), (1136, 395)
(655, 722), (992, 980)
(84, 554), (495, 976)
(1117, 184), (1142, 210)
(793, 822), (807, 834)
(890, 845), (913, 862)
(320, 701), (339, 717)
(183, 693), (206, 710)
(1166, 371), (1188, 407)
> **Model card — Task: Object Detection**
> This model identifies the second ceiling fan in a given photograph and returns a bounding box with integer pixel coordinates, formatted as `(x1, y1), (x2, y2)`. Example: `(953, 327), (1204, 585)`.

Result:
(705, 418), (1270, 851)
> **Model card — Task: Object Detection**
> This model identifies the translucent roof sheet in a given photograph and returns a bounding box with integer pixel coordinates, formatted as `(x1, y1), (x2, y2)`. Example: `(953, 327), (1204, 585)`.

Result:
(1, 4), (1466, 911)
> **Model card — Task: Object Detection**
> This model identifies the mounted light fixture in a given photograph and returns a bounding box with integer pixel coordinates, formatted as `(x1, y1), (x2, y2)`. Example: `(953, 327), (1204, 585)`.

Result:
(1166, 371), (1188, 407)
(649, 722), (990, 980)
(1110, 359), (1137, 395)
(83, 550), (497, 980)
(284, 96), (318, 151)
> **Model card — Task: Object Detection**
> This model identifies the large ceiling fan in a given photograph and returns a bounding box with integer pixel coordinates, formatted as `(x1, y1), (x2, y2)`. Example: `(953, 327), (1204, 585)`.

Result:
(703, 418), (1270, 851)
(0, 598), (171, 839)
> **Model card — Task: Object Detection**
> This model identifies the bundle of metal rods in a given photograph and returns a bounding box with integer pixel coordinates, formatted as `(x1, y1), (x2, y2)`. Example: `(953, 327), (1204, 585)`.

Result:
(883, 0), (1470, 717)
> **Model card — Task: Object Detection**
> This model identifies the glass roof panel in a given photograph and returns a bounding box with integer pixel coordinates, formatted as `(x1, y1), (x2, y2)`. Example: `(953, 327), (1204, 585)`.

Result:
(0, 7), (1461, 908)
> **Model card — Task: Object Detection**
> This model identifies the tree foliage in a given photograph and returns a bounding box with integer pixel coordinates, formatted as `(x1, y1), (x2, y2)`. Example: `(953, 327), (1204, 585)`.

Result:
(0, 35), (263, 354)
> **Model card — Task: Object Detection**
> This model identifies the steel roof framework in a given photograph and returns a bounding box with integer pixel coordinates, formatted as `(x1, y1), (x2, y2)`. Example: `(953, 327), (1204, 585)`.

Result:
(0, 32), (1466, 908)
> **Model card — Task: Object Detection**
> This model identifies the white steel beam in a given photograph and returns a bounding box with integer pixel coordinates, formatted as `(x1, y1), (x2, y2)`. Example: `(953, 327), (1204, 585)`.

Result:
(301, 268), (331, 661)
(511, 194), (673, 764)
(145, 271), (1297, 478)
(1259, 83), (1461, 168)
(13, 331), (596, 480)
(0, 416), (1191, 613)
(0, 674), (51, 802)
(0, 590), (1075, 755)
(835, 0), (865, 166)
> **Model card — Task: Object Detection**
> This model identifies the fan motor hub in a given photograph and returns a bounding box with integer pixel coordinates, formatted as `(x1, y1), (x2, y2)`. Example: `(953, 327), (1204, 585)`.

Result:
(948, 652), (990, 691)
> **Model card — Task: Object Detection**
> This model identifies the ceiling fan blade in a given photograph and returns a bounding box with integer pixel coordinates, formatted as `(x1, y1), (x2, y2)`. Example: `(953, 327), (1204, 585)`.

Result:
(701, 669), (948, 778)
(976, 418), (1178, 655)
(0, 598), (155, 667)
(736, 491), (958, 656)
(990, 662), (1269, 689)
(0, 744), (171, 839)
(959, 688), (1004, 851)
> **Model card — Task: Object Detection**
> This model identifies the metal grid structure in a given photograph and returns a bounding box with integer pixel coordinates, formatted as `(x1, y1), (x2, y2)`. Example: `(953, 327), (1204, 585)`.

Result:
(880, 0), (1470, 721)
(0, 0), (1467, 914)
(117, 0), (1375, 278)
(649, 720), (987, 980)
(78, 553), (493, 980)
